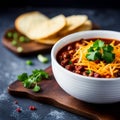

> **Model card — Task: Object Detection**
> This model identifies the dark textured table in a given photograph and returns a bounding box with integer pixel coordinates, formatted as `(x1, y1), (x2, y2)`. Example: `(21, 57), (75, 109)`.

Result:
(0, 7), (120, 120)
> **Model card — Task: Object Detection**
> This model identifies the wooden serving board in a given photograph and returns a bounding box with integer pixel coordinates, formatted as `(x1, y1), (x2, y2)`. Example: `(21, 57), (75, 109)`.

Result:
(2, 28), (52, 56)
(2, 23), (100, 56)
(8, 66), (120, 120)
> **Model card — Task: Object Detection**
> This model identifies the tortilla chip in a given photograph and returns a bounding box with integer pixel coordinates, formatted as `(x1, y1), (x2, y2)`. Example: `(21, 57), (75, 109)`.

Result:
(74, 20), (92, 32)
(35, 36), (61, 45)
(35, 20), (92, 45)
(15, 11), (49, 35)
(27, 14), (67, 40)
(59, 15), (88, 36)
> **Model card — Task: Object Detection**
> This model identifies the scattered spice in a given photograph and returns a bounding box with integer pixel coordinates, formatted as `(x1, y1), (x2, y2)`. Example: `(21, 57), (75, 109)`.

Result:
(14, 100), (18, 104)
(29, 106), (36, 110)
(16, 108), (21, 112)
(14, 100), (37, 112)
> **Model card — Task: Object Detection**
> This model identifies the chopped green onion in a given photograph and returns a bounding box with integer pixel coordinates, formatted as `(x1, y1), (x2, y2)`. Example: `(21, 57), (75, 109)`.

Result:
(11, 40), (17, 46)
(26, 60), (33, 65)
(17, 47), (23, 52)
(19, 36), (25, 42)
(7, 32), (12, 38)
(13, 32), (18, 39)
(86, 70), (92, 74)
(37, 54), (48, 63)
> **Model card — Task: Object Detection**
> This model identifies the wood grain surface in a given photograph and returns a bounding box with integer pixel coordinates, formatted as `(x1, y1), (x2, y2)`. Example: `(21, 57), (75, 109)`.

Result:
(8, 66), (120, 120)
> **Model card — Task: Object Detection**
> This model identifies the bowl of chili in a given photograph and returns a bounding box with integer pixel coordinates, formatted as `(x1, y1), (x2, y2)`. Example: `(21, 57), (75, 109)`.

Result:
(51, 30), (120, 103)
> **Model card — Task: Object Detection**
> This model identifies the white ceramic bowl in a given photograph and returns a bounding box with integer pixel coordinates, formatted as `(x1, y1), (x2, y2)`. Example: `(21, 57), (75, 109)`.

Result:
(51, 30), (120, 104)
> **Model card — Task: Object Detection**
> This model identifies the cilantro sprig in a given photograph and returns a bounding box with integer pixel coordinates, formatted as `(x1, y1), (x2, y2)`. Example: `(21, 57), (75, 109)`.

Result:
(17, 69), (49, 92)
(86, 40), (115, 63)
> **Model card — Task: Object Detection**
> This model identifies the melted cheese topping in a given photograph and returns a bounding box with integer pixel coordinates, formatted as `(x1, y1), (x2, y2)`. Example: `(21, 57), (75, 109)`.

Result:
(71, 40), (120, 78)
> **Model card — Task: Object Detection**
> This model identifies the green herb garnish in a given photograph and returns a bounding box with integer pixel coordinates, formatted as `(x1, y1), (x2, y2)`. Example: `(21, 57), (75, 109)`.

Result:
(86, 40), (115, 63)
(17, 69), (49, 92)
(6, 31), (30, 50)
(11, 40), (18, 46)
(7, 32), (12, 38)
(13, 32), (18, 39)
(32, 84), (40, 92)
(68, 61), (72, 64)
(19, 36), (25, 42)
(26, 60), (33, 65)
(102, 51), (115, 63)
(37, 54), (48, 63)
(17, 46), (23, 52)
(86, 51), (101, 61)
(86, 70), (92, 74)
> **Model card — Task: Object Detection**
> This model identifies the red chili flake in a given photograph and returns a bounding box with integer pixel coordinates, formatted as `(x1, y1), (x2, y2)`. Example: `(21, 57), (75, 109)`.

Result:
(14, 100), (18, 104)
(29, 106), (36, 110)
(16, 108), (21, 112)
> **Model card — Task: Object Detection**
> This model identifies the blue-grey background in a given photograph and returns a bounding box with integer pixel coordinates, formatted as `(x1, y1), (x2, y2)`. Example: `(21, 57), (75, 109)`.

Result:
(0, 7), (120, 120)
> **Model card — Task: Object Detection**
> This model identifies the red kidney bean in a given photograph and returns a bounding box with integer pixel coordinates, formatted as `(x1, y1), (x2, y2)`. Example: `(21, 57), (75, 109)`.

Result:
(65, 64), (74, 71)
(75, 65), (84, 72)
(59, 55), (63, 61)
(106, 74), (111, 78)
(67, 45), (73, 51)
(75, 42), (81, 50)
(74, 70), (81, 74)
(61, 59), (69, 67)
(94, 73), (100, 78)
(89, 71), (94, 77)
(82, 71), (88, 76)
(62, 52), (70, 59)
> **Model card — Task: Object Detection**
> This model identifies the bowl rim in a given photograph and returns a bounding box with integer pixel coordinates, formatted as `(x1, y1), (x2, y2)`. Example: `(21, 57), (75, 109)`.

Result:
(51, 30), (120, 81)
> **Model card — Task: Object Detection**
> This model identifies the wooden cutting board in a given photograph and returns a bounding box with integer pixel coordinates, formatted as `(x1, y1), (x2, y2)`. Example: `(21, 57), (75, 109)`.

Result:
(2, 23), (100, 56)
(2, 28), (52, 56)
(8, 66), (120, 120)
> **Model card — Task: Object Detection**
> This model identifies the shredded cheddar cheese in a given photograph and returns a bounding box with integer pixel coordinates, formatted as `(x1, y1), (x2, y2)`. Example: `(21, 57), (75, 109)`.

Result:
(71, 40), (120, 78)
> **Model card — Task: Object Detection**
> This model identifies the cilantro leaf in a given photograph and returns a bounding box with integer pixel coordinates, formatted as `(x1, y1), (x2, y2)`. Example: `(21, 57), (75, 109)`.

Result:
(93, 40), (104, 49)
(86, 51), (101, 61)
(86, 40), (115, 63)
(32, 69), (48, 79)
(23, 80), (32, 88)
(17, 73), (28, 81)
(102, 52), (115, 63)
(32, 84), (40, 92)
(103, 45), (113, 52)
(86, 70), (92, 74)
(17, 69), (49, 92)
(88, 46), (94, 52)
